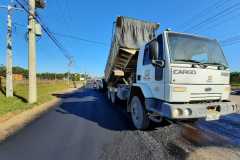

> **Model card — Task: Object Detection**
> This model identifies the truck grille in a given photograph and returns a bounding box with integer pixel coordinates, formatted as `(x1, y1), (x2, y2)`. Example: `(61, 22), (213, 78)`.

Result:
(190, 93), (221, 101)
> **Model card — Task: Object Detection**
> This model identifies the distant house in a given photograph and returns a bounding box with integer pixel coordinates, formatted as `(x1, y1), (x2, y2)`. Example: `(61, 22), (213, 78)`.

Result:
(13, 74), (24, 81)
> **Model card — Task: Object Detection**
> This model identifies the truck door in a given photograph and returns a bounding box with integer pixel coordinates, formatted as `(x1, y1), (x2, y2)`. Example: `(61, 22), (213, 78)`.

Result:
(140, 35), (165, 99)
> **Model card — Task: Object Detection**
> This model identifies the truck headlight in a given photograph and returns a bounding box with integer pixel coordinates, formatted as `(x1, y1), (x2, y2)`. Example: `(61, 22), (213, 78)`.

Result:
(173, 86), (187, 92)
(173, 108), (183, 117)
(184, 108), (192, 116)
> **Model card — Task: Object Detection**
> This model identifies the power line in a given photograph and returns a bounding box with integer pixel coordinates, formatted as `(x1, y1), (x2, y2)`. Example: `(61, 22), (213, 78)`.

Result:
(222, 41), (240, 46)
(52, 32), (108, 46)
(220, 35), (240, 46)
(221, 35), (240, 43)
(15, 0), (74, 63)
(184, 2), (240, 32)
(186, 3), (240, 32)
(176, 0), (240, 46)
(195, 11), (240, 35)
(178, 0), (230, 30)
(12, 22), (108, 46)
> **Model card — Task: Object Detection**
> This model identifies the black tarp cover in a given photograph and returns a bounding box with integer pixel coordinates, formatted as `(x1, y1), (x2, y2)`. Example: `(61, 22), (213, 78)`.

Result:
(105, 16), (159, 81)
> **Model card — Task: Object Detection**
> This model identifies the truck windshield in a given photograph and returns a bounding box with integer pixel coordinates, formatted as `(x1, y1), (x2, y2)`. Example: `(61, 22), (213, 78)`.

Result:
(167, 33), (228, 67)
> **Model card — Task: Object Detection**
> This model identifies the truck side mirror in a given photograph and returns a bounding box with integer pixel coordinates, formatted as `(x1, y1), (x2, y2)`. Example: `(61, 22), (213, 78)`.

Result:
(152, 59), (165, 68)
(149, 40), (159, 60)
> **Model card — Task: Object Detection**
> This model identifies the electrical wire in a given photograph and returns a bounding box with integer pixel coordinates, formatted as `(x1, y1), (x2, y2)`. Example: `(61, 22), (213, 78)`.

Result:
(52, 32), (107, 46)
(12, 22), (108, 46)
(184, 2), (240, 32)
(15, 0), (74, 65)
(220, 35), (240, 46)
(196, 11), (240, 35)
(178, 0), (230, 30)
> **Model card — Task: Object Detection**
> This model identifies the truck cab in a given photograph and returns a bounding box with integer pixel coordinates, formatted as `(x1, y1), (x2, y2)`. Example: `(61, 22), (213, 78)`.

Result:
(104, 16), (238, 130)
(133, 31), (238, 125)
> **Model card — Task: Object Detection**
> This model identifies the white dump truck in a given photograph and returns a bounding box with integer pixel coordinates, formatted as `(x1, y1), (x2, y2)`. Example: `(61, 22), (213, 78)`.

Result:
(104, 16), (238, 130)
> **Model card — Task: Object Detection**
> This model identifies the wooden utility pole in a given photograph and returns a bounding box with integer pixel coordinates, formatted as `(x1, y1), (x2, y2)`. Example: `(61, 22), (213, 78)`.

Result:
(0, 1), (22, 97)
(28, 0), (37, 103)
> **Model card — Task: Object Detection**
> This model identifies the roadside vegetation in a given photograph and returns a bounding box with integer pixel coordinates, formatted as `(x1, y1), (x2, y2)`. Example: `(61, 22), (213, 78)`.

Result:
(0, 80), (70, 118)
(0, 66), (89, 120)
(0, 65), (90, 80)
(230, 72), (240, 90)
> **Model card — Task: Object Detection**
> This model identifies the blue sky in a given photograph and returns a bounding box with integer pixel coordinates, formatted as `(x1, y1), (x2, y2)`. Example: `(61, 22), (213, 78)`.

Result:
(0, 0), (239, 76)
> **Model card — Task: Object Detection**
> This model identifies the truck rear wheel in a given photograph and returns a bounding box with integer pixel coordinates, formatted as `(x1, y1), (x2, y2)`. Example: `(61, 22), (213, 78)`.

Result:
(130, 96), (150, 130)
(107, 90), (111, 100)
(110, 92), (116, 104)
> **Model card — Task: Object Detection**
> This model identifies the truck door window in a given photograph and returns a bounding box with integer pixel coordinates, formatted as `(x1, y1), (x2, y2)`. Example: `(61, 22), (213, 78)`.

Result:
(143, 46), (151, 65)
(156, 34), (164, 81)
(158, 34), (163, 60)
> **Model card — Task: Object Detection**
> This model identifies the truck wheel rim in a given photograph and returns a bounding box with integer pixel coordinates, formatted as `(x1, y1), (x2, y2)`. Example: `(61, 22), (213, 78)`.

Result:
(111, 94), (115, 103)
(107, 91), (110, 100)
(131, 97), (143, 129)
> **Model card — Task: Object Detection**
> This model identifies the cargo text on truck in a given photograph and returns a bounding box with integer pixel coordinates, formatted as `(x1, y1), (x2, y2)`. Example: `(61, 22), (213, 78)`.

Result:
(103, 16), (238, 130)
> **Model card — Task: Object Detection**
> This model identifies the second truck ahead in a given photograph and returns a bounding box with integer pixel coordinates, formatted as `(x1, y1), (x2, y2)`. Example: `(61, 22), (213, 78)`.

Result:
(104, 16), (238, 130)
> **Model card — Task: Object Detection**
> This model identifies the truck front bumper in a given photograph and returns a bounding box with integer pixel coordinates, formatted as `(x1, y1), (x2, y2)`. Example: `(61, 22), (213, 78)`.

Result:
(145, 99), (239, 119)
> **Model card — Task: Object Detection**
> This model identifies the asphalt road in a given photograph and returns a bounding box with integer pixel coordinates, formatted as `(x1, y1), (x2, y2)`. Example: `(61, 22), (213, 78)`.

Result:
(0, 88), (240, 160)
(0, 88), (136, 160)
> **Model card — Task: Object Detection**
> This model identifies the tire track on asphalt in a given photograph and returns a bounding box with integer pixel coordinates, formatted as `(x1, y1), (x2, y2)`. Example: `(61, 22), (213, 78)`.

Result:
(220, 114), (240, 127)
(196, 120), (240, 144)
(100, 91), (240, 159)
(110, 99), (190, 160)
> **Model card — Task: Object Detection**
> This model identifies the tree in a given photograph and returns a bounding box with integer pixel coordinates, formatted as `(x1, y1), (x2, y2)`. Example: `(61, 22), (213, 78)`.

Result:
(0, 66), (6, 77)
(230, 72), (240, 84)
(0, 66), (28, 78)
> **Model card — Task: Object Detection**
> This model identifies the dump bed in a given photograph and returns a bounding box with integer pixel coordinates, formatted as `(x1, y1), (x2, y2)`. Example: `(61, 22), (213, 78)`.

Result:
(104, 16), (159, 83)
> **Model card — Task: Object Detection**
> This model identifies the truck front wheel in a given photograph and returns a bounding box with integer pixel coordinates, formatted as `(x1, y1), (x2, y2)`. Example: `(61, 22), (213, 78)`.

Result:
(107, 90), (111, 100)
(110, 92), (116, 104)
(130, 96), (150, 130)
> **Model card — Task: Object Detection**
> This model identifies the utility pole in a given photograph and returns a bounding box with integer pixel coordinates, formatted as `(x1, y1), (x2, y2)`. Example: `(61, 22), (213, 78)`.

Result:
(0, 1), (23, 97)
(27, 0), (45, 103)
(6, 4), (13, 97)
(28, 0), (37, 103)
(67, 64), (71, 87)
(67, 70), (70, 87)
(67, 58), (74, 88)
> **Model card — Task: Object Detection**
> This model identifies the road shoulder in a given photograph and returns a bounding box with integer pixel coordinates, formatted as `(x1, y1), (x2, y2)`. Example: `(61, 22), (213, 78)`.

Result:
(0, 88), (79, 143)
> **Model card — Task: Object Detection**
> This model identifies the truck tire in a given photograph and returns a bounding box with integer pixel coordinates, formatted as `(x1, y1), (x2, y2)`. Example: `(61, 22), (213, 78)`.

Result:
(130, 96), (150, 130)
(107, 90), (111, 101)
(110, 92), (116, 104)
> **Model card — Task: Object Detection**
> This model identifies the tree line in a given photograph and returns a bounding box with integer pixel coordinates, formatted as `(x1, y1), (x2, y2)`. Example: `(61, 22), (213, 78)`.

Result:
(230, 72), (240, 84)
(2, 65), (238, 83)
(0, 66), (89, 81)
(0, 66), (28, 78)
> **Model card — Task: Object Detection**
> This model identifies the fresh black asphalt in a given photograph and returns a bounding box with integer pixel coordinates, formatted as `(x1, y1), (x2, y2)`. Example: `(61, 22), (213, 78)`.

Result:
(1, 88), (240, 160)
(0, 88), (134, 160)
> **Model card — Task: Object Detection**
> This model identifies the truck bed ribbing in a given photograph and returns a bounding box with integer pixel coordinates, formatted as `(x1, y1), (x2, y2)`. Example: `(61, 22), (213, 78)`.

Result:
(104, 16), (159, 83)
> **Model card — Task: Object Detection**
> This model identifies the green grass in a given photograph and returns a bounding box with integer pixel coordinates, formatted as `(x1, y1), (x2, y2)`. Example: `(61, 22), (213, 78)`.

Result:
(231, 82), (240, 90)
(0, 80), (70, 116)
